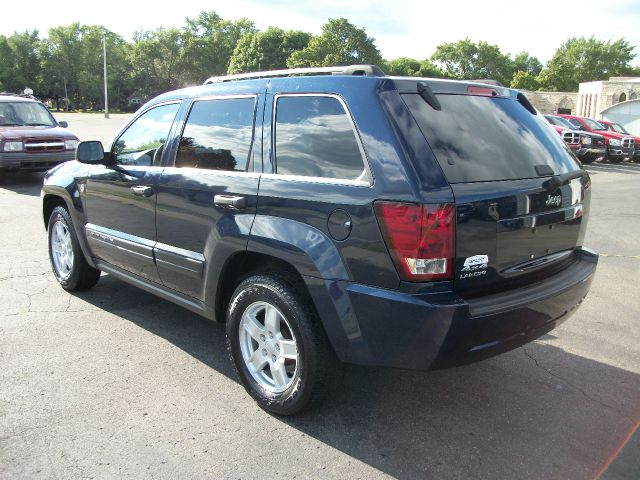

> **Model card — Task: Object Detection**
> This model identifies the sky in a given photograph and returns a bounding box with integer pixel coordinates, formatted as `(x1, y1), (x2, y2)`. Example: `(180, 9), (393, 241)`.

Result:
(2, 0), (640, 66)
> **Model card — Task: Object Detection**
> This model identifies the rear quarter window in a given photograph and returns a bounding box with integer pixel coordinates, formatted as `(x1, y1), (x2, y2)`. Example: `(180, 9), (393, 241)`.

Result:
(402, 93), (579, 183)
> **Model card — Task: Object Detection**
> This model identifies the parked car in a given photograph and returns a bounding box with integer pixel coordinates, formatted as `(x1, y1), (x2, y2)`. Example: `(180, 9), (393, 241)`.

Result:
(0, 93), (78, 175)
(557, 114), (634, 163)
(544, 114), (607, 164)
(597, 119), (640, 162)
(41, 65), (598, 414)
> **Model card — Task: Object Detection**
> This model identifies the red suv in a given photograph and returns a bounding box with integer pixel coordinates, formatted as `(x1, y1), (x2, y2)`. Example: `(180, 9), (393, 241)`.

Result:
(598, 119), (640, 162)
(0, 94), (78, 176)
(557, 114), (634, 163)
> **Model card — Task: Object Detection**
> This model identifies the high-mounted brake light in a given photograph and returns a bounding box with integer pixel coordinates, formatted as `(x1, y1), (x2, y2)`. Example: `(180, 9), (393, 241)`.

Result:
(374, 202), (455, 281)
(467, 86), (499, 97)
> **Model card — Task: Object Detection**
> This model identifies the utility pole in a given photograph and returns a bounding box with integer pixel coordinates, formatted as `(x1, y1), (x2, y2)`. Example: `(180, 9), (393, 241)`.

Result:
(103, 32), (109, 118)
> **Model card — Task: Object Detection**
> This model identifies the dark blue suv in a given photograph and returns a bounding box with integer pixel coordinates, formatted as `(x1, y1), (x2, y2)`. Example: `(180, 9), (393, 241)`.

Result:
(42, 65), (598, 414)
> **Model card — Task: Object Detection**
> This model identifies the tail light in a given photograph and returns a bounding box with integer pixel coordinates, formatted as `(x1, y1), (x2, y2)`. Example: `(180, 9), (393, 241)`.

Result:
(374, 202), (455, 281)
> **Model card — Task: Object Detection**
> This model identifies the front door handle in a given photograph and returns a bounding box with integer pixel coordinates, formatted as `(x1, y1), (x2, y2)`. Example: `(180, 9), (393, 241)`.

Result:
(214, 194), (246, 209)
(131, 185), (154, 197)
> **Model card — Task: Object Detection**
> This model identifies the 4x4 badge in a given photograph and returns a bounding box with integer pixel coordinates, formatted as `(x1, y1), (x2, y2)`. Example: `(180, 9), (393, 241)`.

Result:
(460, 255), (488, 279)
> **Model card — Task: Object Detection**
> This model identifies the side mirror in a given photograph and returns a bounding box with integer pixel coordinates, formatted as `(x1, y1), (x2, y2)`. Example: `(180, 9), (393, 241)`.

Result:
(76, 141), (111, 165)
(58, 121), (68, 128)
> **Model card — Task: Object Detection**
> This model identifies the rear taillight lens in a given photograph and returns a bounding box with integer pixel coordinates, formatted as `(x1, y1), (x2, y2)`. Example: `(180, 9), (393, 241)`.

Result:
(374, 202), (455, 281)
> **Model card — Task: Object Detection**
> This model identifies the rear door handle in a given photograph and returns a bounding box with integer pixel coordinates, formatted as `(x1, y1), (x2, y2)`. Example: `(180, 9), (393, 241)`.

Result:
(214, 194), (246, 209)
(131, 185), (154, 197)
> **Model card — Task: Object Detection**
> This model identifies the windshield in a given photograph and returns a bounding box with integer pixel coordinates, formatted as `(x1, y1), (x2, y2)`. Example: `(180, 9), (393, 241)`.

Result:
(0, 101), (56, 127)
(546, 115), (575, 129)
(583, 118), (606, 131)
(403, 93), (579, 183)
(611, 123), (630, 134)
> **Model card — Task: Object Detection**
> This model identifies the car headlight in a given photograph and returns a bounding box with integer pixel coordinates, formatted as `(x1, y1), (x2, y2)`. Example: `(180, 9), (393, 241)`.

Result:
(609, 138), (621, 146)
(64, 139), (79, 150)
(3, 141), (23, 152)
(580, 136), (591, 145)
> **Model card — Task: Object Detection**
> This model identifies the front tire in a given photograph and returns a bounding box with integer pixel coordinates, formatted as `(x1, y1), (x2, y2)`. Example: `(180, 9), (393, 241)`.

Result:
(47, 206), (100, 291)
(226, 274), (339, 415)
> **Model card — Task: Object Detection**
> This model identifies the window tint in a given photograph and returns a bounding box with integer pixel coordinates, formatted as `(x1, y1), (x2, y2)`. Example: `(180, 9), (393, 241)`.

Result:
(175, 97), (255, 171)
(402, 93), (579, 183)
(275, 96), (367, 181)
(113, 103), (179, 166)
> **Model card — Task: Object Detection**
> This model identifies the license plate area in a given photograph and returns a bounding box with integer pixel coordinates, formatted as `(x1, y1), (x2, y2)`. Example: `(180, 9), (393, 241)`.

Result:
(497, 206), (582, 271)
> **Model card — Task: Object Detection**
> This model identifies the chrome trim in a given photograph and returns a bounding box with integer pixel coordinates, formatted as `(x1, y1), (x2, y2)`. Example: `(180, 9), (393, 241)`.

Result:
(502, 250), (573, 276)
(260, 172), (371, 187)
(271, 93), (374, 186)
(154, 242), (205, 279)
(85, 224), (155, 260)
(162, 167), (261, 179)
(25, 142), (65, 148)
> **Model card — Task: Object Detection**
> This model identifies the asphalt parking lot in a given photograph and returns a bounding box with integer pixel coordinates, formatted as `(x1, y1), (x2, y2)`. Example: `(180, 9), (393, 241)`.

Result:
(1, 113), (639, 479)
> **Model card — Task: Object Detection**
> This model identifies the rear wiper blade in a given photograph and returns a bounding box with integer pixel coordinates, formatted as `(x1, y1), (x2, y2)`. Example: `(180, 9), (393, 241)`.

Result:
(543, 170), (585, 191)
(417, 82), (441, 111)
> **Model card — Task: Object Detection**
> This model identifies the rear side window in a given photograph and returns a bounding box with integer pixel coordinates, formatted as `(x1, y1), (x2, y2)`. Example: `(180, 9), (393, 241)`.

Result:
(274, 95), (367, 182)
(176, 97), (255, 171)
(402, 94), (579, 183)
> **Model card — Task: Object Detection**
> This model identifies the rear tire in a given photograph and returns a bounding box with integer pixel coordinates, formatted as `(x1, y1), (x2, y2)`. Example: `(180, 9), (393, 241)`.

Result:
(47, 206), (100, 291)
(226, 273), (340, 415)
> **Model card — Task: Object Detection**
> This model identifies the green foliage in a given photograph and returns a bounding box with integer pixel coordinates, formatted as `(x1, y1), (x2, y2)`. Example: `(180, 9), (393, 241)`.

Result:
(537, 36), (636, 92)
(287, 18), (382, 68)
(182, 11), (256, 82)
(510, 71), (541, 90)
(129, 27), (185, 96)
(431, 38), (514, 85)
(0, 12), (637, 110)
(383, 57), (444, 77)
(228, 27), (311, 74)
(512, 51), (543, 76)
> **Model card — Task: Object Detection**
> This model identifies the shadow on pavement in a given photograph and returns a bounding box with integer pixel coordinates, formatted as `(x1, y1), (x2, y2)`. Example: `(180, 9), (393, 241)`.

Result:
(0, 171), (45, 196)
(75, 274), (639, 480)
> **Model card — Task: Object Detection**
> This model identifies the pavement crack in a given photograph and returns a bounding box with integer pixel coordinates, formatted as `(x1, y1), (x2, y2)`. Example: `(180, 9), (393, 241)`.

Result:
(522, 346), (636, 428)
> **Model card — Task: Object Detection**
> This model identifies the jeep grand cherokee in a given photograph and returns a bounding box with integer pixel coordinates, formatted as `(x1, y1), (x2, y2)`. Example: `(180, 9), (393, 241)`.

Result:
(41, 65), (597, 414)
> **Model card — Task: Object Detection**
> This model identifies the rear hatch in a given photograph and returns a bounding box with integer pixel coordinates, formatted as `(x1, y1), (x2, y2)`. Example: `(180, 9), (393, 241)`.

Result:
(399, 83), (590, 297)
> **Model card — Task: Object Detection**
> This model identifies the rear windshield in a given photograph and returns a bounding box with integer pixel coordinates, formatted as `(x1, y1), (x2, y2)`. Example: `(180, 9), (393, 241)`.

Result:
(402, 94), (579, 183)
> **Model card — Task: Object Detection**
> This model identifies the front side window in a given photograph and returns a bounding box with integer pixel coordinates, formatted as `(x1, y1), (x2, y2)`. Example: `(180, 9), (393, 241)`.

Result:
(274, 95), (367, 181)
(175, 97), (256, 171)
(112, 103), (179, 166)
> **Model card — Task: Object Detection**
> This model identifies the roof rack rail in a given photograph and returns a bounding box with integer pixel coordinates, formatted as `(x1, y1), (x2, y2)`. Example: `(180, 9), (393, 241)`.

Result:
(0, 92), (37, 99)
(203, 64), (385, 85)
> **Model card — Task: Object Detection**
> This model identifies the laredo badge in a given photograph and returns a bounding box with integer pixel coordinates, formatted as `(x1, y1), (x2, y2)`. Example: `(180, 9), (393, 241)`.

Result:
(460, 255), (489, 279)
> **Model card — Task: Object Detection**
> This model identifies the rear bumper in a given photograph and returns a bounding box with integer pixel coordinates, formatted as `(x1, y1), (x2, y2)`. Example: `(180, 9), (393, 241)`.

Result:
(311, 248), (597, 370)
(0, 151), (75, 171)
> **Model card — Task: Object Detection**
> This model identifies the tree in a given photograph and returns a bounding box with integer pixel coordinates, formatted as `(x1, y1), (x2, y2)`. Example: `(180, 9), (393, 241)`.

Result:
(383, 57), (444, 77)
(0, 31), (42, 94)
(510, 71), (541, 90)
(512, 51), (542, 76)
(228, 27), (310, 74)
(431, 38), (513, 85)
(40, 23), (87, 105)
(129, 28), (186, 96)
(287, 18), (383, 68)
(537, 36), (636, 92)
(182, 10), (255, 83)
